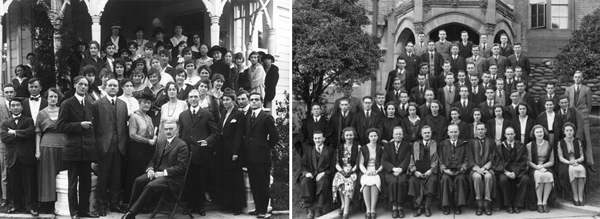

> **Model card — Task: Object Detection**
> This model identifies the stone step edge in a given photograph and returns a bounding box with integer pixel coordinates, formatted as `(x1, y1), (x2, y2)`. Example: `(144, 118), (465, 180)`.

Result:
(554, 198), (600, 216)
(0, 213), (55, 219)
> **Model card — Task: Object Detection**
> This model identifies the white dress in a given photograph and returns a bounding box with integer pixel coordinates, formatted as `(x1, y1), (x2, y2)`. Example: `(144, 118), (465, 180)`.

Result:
(360, 146), (381, 191)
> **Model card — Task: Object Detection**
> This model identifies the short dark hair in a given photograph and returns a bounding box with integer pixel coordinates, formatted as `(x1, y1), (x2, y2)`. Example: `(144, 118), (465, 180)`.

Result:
(249, 92), (263, 102)
(80, 65), (97, 76)
(28, 77), (41, 85)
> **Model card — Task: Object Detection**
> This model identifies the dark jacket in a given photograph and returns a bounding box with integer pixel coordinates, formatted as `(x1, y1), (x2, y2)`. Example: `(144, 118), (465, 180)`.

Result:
(179, 108), (219, 164)
(244, 109), (279, 164)
(1, 116), (36, 167)
(147, 137), (189, 192)
(218, 108), (245, 169)
(93, 97), (129, 157)
(57, 95), (98, 161)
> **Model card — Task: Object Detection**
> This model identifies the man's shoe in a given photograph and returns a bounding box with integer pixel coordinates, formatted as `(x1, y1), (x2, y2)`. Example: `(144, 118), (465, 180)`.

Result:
(398, 209), (404, 218)
(442, 206), (450, 215)
(111, 206), (127, 213)
(588, 165), (596, 172)
(99, 209), (107, 217)
(233, 209), (242, 215)
(0, 200), (8, 207)
(485, 206), (492, 215)
(121, 212), (135, 219)
(513, 206), (520, 213)
(30, 209), (39, 216)
(424, 207), (431, 217)
(306, 209), (314, 219)
(455, 206), (462, 215)
(507, 206), (514, 214)
(413, 207), (423, 217)
(249, 210), (259, 215)
(6, 207), (22, 214)
(476, 206), (483, 216)
(80, 211), (100, 218)
(392, 209), (399, 218)
(257, 213), (266, 218)
(72, 214), (81, 219)
(197, 209), (206, 216)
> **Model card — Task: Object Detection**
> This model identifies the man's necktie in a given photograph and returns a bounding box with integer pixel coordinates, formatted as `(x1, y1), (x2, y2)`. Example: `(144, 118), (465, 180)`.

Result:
(395, 143), (399, 154)
(30, 97), (39, 101)
(111, 99), (115, 106)
(193, 109), (197, 117)
(396, 91), (399, 99)
(366, 111), (370, 119)
(462, 100), (466, 108)
(317, 146), (321, 154)
(251, 112), (256, 123)
(81, 100), (85, 107)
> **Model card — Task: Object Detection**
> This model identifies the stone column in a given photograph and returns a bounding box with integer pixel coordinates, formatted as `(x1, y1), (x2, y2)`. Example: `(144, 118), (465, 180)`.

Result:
(210, 15), (220, 47)
(266, 28), (276, 55)
(0, 15), (3, 86)
(91, 15), (101, 43)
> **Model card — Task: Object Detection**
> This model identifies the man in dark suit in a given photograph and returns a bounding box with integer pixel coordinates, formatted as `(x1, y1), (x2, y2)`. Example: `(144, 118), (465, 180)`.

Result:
(354, 96), (383, 145)
(0, 84), (15, 206)
(418, 89), (436, 118)
(435, 30), (452, 61)
(438, 124), (469, 215)
(479, 88), (497, 122)
(506, 43), (531, 79)
(458, 31), (473, 59)
(515, 81), (537, 115)
(494, 79), (510, 107)
(217, 89), (246, 215)
(92, 79), (128, 215)
(329, 98), (357, 147)
(21, 78), (47, 124)
(300, 103), (331, 153)
(396, 91), (410, 119)
(373, 91), (388, 117)
(179, 89), (218, 216)
(386, 78), (403, 105)
(498, 34), (513, 57)
(469, 75), (486, 106)
(382, 127), (412, 218)
(263, 54), (279, 108)
(1, 97), (38, 216)
(449, 45), (466, 74)
(494, 127), (530, 214)
(414, 33), (428, 57)
(400, 42), (420, 92)
(535, 99), (562, 146)
(56, 76), (99, 219)
(468, 123), (495, 216)
(506, 91), (521, 121)
(385, 57), (410, 93)
(537, 83), (560, 113)
(565, 71), (594, 170)
(421, 42), (444, 90)
(410, 73), (429, 106)
(298, 131), (333, 219)
(244, 92), (279, 218)
(486, 44), (507, 76)
(332, 83), (362, 114)
(504, 68), (517, 94)
(237, 89), (250, 115)
(438, 73), (459, 117)
(122, 120), (189, 219)
(451, 86), (475, 123)
(454, 70), (471, 89)
(480, 72), (495, 92)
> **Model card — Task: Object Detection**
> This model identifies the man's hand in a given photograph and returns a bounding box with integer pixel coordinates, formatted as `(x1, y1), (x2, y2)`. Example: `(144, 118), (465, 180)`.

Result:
(154, 171), (164, 178)
(232, 154), (238, 161)
(147, 170), (155, 180)
(305, 173), (313, 178)
(148, 136), (157, 146)
(414, 171), (423, 178)
(444, 169), (454, 176)
(316, 172), (325, 181)
(197, 140), (208, 146)
(7, 129), (16, 136)
(80, 121), (92, 129)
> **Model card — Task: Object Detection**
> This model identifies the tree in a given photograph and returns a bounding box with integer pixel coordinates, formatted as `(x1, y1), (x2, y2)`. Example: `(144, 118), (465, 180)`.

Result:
(292, 0), (384, 106)
(555, 7), (600, 82)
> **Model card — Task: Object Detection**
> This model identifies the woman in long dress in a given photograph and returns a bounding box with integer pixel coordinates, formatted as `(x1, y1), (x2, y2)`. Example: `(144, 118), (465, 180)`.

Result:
(527, 125), (555, 213)
(358, 128), (383, 219)
(556, 122), (586, 206)
(159, 81), (188, 131)
(247, 51), (266, 96)
(332, 127), (359, 219)
(125, 90), (158, 202)
(35, 88), (67, 213)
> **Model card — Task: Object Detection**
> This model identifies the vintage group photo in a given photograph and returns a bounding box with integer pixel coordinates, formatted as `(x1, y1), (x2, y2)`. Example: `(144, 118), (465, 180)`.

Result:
(292, 0), (600, 219)
(0, 0), (290, 218)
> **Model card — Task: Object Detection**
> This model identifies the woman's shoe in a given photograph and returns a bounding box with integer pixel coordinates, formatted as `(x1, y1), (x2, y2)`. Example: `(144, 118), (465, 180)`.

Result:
(365, 212), (370, 219)
(543, 205), (549, 213)
(537, 205), (543, 213)
(342, 214), (349, 219)
(371, 212), (377, 219)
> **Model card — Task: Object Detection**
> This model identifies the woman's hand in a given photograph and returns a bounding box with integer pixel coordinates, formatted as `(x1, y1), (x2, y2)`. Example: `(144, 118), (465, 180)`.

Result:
(35, 149), (41, 160)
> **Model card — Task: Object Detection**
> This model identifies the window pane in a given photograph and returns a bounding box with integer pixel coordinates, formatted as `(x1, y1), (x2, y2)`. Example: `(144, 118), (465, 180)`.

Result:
(531, 0), (546, 4)
(551, 5), (568, 29)
(551, 5), (568, 16)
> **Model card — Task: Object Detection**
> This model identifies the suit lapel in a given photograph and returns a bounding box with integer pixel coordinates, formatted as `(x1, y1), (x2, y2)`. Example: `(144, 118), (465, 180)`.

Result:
(252, 110), (266, 128)
(71, 97), (84, 118)
(311, 147), (318, 171)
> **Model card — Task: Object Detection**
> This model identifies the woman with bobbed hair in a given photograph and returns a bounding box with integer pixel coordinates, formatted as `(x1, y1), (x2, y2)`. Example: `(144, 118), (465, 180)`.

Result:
(526, 124), (555, 213)
(247, 51), (266, 96)
(400, 102), (423, 142)
(556, 122), (586, 206)
(358, 128), (383, 219)
(35, 87), (67, 213)
(79, 40), (106, 85)
(381, 102), (402, 144)
(332, 127), (360, 219)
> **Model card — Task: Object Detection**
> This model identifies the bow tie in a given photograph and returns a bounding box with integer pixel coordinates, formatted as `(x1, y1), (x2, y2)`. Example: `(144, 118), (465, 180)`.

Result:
(12, 115), (20, 119)
(30, 97), (39, 101)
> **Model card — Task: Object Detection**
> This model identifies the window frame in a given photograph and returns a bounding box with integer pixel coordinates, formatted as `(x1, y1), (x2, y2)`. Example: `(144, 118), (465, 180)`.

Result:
(530, 2), (547, 29)
(529, 0), (571, 30)
(550, 0), (569, 29)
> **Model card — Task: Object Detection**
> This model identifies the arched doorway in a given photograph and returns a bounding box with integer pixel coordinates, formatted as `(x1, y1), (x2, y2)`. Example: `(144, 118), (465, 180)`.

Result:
(494, 30), (511, 44)
(396, 28), (415, 54)
(428, 23), (480, 45)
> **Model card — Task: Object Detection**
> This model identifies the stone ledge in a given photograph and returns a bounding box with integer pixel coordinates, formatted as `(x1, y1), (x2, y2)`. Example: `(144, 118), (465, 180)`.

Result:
(0, 213), (55, 218)
(555, 198), (600, 216)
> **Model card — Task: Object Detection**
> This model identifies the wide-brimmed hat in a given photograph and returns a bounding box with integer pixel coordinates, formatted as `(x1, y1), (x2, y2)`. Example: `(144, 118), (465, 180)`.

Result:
(263, 54), (275, 63)
(223, 88), (236, 100)
(152, 27), (165, 38)
(134, 89), (155, 102)
(207, 45), (227, 58)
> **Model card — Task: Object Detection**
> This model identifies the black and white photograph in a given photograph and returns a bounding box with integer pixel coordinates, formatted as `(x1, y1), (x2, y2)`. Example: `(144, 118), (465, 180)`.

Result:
(0, 0), (291, 218)
(292, 0), (600, 218)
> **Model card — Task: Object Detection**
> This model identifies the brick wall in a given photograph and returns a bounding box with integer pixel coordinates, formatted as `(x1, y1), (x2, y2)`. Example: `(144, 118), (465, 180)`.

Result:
(574, 0), (600, 28)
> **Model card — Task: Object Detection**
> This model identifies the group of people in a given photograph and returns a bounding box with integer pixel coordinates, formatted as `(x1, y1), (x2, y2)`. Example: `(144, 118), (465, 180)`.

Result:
(1, 23), (280, 219)
(297, 30), (593, 219)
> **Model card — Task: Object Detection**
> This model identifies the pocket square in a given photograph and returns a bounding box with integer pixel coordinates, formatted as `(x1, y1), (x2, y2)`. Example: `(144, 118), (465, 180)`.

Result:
(231, 119), (237, 123)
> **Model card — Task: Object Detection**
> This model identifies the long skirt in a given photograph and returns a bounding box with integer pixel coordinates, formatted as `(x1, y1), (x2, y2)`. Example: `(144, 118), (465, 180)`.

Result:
(37, 146), (66, 202)
(124, 141), (155, 202)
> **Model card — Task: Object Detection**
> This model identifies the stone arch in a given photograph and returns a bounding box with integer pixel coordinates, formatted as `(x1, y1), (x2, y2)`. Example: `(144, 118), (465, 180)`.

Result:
(495, 19), (515, 41)
(393, 17), (414, 46)
(396, 28), (415, 55)
(422, 12), (487, 36)
(494, 30), (511, 45)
